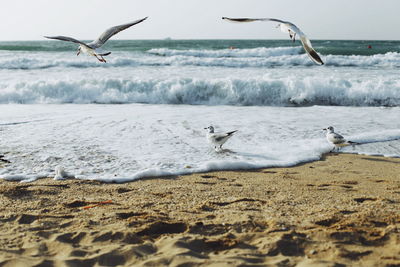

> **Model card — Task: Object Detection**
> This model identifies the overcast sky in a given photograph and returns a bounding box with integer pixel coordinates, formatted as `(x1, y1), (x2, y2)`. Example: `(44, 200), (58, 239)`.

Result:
(1, 0), (399, 41)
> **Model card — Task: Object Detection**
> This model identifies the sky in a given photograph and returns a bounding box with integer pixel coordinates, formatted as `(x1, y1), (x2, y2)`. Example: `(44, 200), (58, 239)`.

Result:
(1, 0), (400, 41)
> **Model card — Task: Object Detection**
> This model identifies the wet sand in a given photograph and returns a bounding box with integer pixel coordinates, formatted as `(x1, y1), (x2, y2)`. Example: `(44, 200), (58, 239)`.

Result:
(0, 153), (399, 266)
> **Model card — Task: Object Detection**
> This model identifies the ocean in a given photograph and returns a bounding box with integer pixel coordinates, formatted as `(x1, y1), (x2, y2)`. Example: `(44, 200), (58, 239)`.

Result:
(0, 39), (399, 182)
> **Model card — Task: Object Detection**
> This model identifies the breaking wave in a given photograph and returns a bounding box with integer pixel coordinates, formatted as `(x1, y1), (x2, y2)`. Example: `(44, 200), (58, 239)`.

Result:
(1, 47), (400, 70)
(147, 47), (302, 58)
(1, 76), (400, 106)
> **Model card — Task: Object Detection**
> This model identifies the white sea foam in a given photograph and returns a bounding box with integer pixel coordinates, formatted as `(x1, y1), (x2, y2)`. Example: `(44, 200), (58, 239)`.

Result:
(1, 46), (399, 107)
(1, 74), (399, 106)
(147, 47), (302, 58)
(0, 105), (399, 182)
(324, 52), (400, 67)
(1, 48), (400, 70)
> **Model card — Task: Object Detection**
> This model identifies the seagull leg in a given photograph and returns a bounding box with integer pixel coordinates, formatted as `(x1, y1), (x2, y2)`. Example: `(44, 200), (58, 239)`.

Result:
(101, 56), (107, 63)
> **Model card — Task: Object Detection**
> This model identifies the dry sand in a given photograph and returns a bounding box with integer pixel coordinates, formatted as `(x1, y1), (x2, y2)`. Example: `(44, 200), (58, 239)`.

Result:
(0, 153), (399, 267)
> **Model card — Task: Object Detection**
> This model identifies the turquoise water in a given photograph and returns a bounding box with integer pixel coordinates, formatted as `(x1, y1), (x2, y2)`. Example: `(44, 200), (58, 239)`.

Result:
(0, 39), (399, 55)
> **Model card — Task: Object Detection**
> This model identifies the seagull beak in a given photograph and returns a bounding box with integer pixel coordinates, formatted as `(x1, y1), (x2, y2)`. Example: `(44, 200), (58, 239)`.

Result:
(204, 128), (208, 130)
(322, 128), (327, 130)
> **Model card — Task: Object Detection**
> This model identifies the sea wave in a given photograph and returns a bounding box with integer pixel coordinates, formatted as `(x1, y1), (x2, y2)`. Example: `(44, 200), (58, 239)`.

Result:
(1, 76), (399, 106)
(1, 48), (400, 70)
(147, 47), (302, 58)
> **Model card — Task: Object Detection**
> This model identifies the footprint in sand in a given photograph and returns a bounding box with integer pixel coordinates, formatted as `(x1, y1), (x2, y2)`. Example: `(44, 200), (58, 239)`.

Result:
(201, 175), (216, 179)
(136, 222), (187, 238)
(353, 197), (377, 203)
(195, 181), (217, 185)
(314, 217), (340, 227)
(18, 214), (38, 224)
(56, 232), (86, 244)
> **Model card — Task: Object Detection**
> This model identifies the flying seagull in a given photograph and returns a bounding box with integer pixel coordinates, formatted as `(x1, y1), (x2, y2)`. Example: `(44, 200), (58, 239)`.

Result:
(45, 17), (148, 63)
(205, 126), (237, 151)
(222, 17), (324, 65)
(323, 126), (358, 152)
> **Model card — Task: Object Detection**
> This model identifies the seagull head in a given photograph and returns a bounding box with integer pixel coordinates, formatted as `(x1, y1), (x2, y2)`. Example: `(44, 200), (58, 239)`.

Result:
(204, 126), (214, 133)
(323, 126), (334, 133)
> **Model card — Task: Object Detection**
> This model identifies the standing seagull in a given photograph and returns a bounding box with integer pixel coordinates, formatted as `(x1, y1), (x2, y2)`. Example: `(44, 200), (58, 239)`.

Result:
(45, 17), (148, 63)
(205, 126), (237, 151)
(222, 17), (324, 65)
(323, 126), (358, 152)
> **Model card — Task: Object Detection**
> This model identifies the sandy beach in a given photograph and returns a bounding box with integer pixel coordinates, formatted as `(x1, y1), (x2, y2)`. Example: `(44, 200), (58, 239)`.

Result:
(1, 2), (400, 266)
(0, 153), (399, 267)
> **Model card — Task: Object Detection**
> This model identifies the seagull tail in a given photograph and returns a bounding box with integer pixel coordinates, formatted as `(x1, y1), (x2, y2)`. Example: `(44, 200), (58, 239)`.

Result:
(227, 130), (238, 136)
(347, 141), (360, 145)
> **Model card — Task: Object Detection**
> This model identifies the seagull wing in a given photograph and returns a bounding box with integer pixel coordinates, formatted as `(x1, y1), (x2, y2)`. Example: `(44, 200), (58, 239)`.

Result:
(88, 17), (148, 48)
(44, 36), (88, 47)
(299, 35), (324, 65)
(222, 17), (285, 23)
(214, 134), (230, 142)
(222, 17), (324, 65)
(214, 130), (237, 142)
(275, 22), (324, 65)
(329, 133), (346, 144)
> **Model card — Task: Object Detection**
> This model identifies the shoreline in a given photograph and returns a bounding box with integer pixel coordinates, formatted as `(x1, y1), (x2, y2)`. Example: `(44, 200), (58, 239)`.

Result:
(0, 153), (399, 266)
(2, 150), (399, 183)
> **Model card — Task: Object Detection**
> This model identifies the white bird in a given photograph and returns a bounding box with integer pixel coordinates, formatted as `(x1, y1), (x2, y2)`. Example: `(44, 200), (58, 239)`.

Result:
(205, 126), (237, 150)
(323, 126), (358, 151)
(222, 17), (324, 65)
(45, 17), (148, 63)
